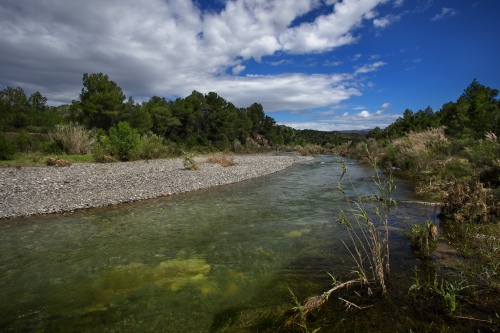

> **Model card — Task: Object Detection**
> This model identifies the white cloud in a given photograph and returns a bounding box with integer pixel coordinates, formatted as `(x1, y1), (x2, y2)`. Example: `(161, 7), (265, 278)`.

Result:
(393, 0), (404, 8)
(280, 110), (400, 131)
(232, 65), (246, 75)
(431, 7), (457, 21)
(381, 102), (391, 109)
(355, 61), (387, 74)
(373, 14), (401, 28)
(0, 0), (390, 111)
(357, 110), (371, 118)
(279, 0), (385, 53)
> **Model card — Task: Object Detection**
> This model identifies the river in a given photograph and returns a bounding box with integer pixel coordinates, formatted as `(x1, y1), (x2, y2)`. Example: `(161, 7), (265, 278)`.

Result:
(0, 155), (436, 332)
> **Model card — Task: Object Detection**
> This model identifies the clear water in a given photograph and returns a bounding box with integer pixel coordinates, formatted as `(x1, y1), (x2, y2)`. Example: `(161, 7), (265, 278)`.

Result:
(0, 155), (430, 332)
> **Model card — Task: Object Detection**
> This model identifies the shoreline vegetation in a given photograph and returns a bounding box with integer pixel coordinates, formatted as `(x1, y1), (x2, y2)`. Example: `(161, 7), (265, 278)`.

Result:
(2, 74), (500, 330)
(291, 80), (499, 332)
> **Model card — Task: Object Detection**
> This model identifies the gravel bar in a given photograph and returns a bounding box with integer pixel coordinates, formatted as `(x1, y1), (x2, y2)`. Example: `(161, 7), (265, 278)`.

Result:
(0, 154), (312, 219)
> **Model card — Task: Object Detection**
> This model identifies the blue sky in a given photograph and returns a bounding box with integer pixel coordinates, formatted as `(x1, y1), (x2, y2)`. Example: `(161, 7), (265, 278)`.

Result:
(1, 0), (499, 130)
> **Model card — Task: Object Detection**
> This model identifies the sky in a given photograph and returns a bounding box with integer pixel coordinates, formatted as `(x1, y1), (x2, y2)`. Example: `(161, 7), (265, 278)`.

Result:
(1, 0), (499, 131)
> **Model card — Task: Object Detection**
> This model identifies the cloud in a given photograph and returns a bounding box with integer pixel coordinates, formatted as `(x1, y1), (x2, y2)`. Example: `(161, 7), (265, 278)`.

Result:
(373, 14), (401, 28)
(381, 102), (391, 109)
(354, 61), (387, 74)
(431, 7), (458, 21)
(0, 0), (390, 112)
(232, 65), (246, 75)
(393, 0), (404, 8)
(280, 110), (400, 131)
(357, 110), (371, 118)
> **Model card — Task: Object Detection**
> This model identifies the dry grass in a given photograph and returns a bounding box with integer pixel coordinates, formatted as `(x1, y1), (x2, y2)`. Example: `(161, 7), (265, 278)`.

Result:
(46, 157), (71, 167)
(390, 126), (449, 172)
(48, 123), (96, 155)
(203, 154), (236, 167)
(441, 180), (500, 225)
(294, 144), (324, 156)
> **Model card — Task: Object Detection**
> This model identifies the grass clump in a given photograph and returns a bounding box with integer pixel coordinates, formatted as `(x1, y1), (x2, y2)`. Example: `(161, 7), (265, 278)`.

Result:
(203, 153), (236, 167)
(405, 220), (438, 259)
(48, 123), (96, 155)
(45, 157), (71, 167)
(183, 153), (199, 170)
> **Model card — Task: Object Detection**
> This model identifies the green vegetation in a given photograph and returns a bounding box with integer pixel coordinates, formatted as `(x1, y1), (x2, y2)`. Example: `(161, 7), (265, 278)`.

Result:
(1, 72), (303, 164)
(309, 79), (500, 331)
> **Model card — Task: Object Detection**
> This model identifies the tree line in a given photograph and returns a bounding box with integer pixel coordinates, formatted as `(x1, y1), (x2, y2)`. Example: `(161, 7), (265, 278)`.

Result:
(0, 72), (296, 154)
(367, 79), (500, 140)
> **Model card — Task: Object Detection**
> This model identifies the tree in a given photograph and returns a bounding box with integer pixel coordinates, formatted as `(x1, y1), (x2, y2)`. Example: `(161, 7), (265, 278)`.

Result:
(72, 73), (126, 130)
(246, 103), (265, 134)
(121, 97), (153, 134)
(0, 87), (30, 129)
(459, 79), (499, 138)
(367, 126), (384, 140)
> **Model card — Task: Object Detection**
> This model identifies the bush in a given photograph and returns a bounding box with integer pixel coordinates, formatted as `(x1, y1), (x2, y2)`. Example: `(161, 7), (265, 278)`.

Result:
(183, 153), (199, 170)
(390, 127), (449, 173)
(0, 133), (16, 160)
(107, 121), (140, 161)
(48, 123), (96, 155)
(135, 132), (168, 159)
(294, 144), (323, 156)
(405, 221), (438, 259)
(15, 130), (33, 152)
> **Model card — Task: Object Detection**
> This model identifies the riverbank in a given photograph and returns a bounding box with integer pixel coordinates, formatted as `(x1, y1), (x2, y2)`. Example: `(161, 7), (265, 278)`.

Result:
(0, 154), (312, 219)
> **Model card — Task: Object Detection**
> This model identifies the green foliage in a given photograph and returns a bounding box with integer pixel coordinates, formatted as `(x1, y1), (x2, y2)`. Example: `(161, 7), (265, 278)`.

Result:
(107, 121), (140, 160)
(135, 132), (169, 159)
(72, 73), (126, 130)
(405, 221), (438, 259)
(183, 153), (199, 170)
(14, 130), (33, 152)
(382, 80), (499, 141)
(0, 133), (16, 160)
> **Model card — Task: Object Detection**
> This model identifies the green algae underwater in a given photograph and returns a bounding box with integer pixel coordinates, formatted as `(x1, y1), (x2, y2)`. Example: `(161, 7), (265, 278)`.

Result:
(1, 155), (496, 332)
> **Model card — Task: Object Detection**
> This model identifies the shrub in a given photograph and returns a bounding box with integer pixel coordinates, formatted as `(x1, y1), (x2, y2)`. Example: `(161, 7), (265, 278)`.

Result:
(0, 133), (16, 160)
(107, 121), (140, 161)
(48, 123), (96, 155)
(440, 180), (496, 224)
(183, 153), (199, 170)
(136, 132), (168, 159)
(405, 221), (438, 259)
(294, 144), (323, 156)
(15, 130), (33, 152)
(390, 126), (449, 173)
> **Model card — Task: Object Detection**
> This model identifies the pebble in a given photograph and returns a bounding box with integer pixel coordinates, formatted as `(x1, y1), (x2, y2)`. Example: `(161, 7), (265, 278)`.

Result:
(0, 154), (312, 219)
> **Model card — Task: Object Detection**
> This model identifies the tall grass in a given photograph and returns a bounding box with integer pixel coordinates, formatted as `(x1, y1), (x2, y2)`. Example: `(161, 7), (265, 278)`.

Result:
(289, 155), (396, 326)
(336, 157), (395, 294)
(48, 123), (96, 155)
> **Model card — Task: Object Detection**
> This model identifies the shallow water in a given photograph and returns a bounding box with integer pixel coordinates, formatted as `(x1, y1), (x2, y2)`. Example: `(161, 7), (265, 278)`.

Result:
(0, 155), (433, 332)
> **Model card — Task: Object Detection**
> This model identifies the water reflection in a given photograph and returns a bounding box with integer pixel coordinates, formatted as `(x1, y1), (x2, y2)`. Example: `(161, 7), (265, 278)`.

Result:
(0, 155), (430, 332)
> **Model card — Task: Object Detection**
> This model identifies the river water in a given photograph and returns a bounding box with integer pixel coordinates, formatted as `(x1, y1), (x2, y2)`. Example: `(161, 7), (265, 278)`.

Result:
(0, 155), (435, 332)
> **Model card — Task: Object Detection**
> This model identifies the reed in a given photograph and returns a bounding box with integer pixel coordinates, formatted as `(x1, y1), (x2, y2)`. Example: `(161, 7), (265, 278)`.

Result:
(289, 154), (395, 323)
